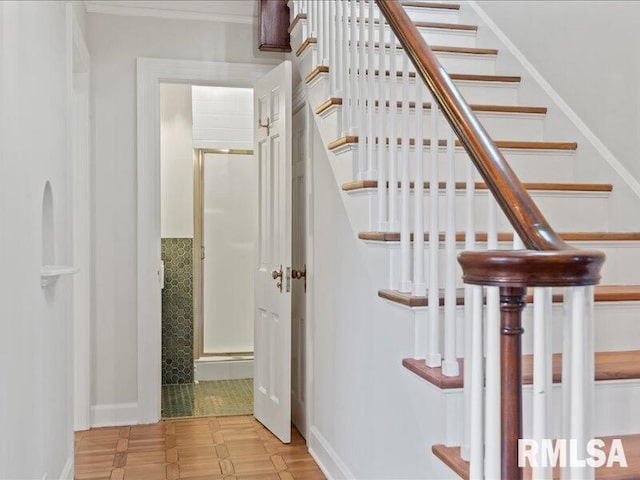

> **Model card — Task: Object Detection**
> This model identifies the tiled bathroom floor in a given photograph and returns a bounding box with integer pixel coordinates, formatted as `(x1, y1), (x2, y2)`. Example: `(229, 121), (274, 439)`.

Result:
(162, 378), (253, 418)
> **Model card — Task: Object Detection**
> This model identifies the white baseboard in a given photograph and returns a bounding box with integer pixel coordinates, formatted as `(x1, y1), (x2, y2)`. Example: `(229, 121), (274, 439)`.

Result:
(195, 357), (253, 381)
(308, 426), (355, 480)
(59, 455), (73, 480)
(90, 402), (139, 427)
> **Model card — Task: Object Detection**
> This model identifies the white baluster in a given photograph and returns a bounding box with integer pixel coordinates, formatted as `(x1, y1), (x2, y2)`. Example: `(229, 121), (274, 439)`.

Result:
(388, 35), (399, 233)
(426, 99), (441, 367)
(338, 0), (352, 137)
(312, 0), (318, 53)
(322, 0), (329, 66)
(513, 230), (525, 250)
(567, 286), (595, 480)
(333, 0), (342, 96)
(399, 54), (411, 293)
(329, 0), (336, 95)
(349, 0), (358, 135)
(367, 0), (376, 178)
(562, 286), (573, 474)
(485, 196), (500, 479)
(532, 286), (553, 479)
(412, 84), (425, 295)
(442, 125), (459, 377)
(469, 284), (485, 478)
(462, 159), (476, 461)
(358, 0), (367, 179)
(377, 11), (388, 232)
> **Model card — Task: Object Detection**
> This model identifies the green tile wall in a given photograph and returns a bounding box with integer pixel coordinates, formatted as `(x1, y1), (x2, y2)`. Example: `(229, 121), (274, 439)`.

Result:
(161, 238), (194, 385)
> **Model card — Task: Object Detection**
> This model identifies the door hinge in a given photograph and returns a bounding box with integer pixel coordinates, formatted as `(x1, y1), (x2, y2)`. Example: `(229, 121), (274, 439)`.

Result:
(201, 245), (205, 260)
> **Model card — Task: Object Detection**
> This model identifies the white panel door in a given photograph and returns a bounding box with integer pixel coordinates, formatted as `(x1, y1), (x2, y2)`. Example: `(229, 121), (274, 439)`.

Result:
(254, 61), (292, 443)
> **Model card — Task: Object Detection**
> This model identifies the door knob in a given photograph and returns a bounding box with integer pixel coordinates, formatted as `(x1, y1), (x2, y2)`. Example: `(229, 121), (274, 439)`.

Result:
(292, 265), (307, 292)
(272, 266), (283, 292)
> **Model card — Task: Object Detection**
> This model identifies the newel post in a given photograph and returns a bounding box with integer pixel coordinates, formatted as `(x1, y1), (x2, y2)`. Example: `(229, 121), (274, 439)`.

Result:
(499, 286), (526, 480)
(458, 249), (604, 480)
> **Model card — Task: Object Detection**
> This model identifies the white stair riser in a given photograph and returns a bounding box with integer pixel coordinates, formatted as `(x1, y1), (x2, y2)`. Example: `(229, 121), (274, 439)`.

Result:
(366, 48), (497, 75)
(376, 25), (477, 48)
(322, 108), (544, 142)
(296, 43), (497, 84)
(442, 379), (640, 447)
(303, 68), (520, 108)
(402, 6), (461, 24)
(330, 144), (576, 183)
(290, 2), (461, 25)
(368, 240), (640, 287)
(375, 77), (520, 105)
(405, 301), (640, 358)
(349, 190), (610, 242)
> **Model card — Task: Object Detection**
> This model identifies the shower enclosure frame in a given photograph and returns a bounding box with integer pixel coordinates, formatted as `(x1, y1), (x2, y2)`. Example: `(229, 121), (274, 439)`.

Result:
(193, 147), (255, 360)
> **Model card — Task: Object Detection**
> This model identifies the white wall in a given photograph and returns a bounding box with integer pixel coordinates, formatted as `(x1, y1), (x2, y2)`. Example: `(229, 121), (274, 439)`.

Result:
(193, 86), (254, 150)
(475, 1), (640, 184)
(307, 120), (457, 479)
(0, 1), (81, 477)
(161, 83), (193, 238)
(89, 11), (282, 413)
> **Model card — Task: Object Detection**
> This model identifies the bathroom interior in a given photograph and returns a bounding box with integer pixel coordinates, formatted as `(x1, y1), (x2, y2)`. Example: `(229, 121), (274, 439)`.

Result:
(160, 83), (255, 418)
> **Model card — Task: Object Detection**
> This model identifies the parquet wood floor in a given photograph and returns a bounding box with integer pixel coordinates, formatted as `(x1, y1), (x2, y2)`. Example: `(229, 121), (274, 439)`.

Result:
(74, 415), (325, 480)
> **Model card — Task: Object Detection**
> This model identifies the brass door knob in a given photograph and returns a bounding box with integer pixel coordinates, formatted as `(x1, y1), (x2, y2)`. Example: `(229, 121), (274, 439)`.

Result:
(291, 269), (306, 280)
(272, 266), (283, 292)
(292, 265), (307, 292)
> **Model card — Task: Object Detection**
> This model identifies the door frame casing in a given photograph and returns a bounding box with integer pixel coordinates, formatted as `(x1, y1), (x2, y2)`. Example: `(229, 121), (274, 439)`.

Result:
(67, 3), (92, 432)
(136, 58), (275, 424)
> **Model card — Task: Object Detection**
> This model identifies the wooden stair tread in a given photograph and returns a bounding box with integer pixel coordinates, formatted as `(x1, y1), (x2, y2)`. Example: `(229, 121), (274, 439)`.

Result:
(295, 37), (316, 57)
(359, 231), (640, 242)
(379, 285), (640, 308)
(288, 13), (307, 34)
(329, 136), (576, 150)
(316, 97), (546, 115)
(433, 434), (640, 479)
(403, 350), (640, 390)
(305, 65), (329, 84)
(342, 180), (611, 192)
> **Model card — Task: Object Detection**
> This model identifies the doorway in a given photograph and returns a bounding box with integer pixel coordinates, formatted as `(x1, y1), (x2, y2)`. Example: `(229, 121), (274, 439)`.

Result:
(160, 84), (256, 418)
(137, 59), (310, 442)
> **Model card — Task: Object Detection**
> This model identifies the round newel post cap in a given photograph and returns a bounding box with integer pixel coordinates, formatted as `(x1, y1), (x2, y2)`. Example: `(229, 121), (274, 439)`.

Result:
(457, 249), (605, 288)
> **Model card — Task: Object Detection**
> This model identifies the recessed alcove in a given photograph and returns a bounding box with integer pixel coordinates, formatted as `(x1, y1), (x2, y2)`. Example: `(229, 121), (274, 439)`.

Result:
(40, 181), (77, 287)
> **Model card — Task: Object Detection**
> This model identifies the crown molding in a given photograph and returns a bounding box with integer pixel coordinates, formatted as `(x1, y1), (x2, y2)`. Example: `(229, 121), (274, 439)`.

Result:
(84, 1), (257, 25)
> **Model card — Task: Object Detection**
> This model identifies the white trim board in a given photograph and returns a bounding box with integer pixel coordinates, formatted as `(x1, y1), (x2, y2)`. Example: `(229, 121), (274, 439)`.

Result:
(308, 426), (356, 480)
(84, 1), (256, 25)
(91, 403), (139, 428)
(467, 1), (640, 201)
(136, 58), (275, 424)
(60, 456), (74, 480)
(67, 2), (92, 433)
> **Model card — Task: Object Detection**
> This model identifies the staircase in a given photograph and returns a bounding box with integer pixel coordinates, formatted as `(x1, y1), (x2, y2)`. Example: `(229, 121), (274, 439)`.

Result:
(288, 1), (640, 478)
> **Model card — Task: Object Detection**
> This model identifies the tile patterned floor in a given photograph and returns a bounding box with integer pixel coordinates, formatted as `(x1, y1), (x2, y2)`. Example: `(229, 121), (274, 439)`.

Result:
(74, 415), (325, 480)
(162, 379), (253, 418)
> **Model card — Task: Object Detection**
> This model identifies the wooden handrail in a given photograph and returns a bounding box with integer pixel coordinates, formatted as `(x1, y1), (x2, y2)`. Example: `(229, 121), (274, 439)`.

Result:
(376, 0), (569, 252)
